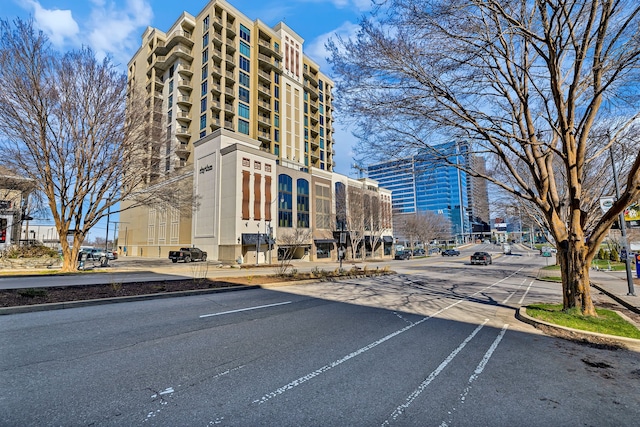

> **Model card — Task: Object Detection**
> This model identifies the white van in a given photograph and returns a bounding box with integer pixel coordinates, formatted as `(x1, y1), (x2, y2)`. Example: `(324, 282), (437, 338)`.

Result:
(503, 244), (512, 255)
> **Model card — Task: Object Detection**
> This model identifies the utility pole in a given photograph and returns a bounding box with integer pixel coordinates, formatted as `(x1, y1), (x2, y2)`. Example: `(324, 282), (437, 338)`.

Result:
(609, 136), (635, 296)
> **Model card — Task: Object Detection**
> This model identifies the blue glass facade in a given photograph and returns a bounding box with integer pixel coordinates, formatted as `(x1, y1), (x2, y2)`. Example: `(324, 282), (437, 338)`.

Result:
(367, 142), (471, 241)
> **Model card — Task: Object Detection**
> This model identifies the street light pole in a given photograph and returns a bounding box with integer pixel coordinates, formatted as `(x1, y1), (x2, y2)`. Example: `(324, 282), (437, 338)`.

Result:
(105, 194), (111, 253)
(609, 140), (635, 296)
(256, 222), (260, 266)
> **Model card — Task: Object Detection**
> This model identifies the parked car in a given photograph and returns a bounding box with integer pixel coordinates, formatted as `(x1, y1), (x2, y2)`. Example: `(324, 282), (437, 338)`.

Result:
(394, 250), (412, 260)
(168, 247), (207, 263)
(441, 249), (460, 256)
(471, 251), (493, 265)
(413, 248), (426, 256)
(80, 247), (116, 261)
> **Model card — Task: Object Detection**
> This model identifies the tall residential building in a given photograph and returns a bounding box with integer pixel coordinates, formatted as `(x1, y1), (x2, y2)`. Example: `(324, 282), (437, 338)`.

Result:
(123, 1), (335, 255)
(122, 0), (393, 261)
(367, 142), (489, 242)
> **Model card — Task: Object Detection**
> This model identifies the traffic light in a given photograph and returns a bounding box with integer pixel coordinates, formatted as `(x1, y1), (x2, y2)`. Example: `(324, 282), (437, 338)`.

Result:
(0, 218), (6, 243)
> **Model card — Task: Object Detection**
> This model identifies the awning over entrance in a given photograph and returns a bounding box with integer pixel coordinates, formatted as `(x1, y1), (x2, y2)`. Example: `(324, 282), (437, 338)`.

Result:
(314, 239), (337, 244)
(382, 236), (394, 243)
(241, 233), (274, 245)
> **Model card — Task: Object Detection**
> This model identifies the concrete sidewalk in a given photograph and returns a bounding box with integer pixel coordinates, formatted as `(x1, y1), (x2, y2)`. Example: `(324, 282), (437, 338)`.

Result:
(589, 269), (640, 315)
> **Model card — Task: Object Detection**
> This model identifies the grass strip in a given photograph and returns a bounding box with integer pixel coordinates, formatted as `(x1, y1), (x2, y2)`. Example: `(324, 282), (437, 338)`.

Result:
(526, 303), (640, 339)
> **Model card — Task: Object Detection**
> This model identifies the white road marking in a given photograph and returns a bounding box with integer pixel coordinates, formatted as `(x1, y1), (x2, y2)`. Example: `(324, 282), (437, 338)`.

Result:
(381, 320), (490, 426)
(199, 301), (292, 318)
(253, 268), (524, 405)
(517, 279), (536, 305)
(501, 277), (527, 304)
(439, 324), (509, 427)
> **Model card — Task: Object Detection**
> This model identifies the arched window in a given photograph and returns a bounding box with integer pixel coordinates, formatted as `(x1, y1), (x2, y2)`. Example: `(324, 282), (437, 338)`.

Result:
(335, 182), (346, 230)
(297, 179), (309, 228)
(278, 174), (292, 227)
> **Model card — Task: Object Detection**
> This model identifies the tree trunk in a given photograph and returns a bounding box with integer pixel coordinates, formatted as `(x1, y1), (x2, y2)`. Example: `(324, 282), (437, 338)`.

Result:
(558, 240), (596, 316)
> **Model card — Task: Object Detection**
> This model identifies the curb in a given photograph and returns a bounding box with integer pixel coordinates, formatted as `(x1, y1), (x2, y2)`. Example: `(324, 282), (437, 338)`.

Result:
(516, 306), (640, 351)
(0, 284), (260, 315)
(590, 281), (640, 315)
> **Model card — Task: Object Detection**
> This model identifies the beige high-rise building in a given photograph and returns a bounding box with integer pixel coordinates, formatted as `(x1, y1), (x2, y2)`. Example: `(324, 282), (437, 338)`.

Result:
(121, 0), (393, 262)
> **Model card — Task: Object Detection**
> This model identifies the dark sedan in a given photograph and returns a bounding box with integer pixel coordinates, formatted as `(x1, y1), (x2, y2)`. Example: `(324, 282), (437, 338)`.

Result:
(441, 249), (460, 256)
(394, 250), (412, 260)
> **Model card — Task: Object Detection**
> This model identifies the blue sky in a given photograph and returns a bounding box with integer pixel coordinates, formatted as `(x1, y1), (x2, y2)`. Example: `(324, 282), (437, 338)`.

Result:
(4, 0), (371, 241)
(3, 0), (370, 175)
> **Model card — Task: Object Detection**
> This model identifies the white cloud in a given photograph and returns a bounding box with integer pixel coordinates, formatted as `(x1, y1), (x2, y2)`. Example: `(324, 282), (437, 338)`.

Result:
(305, 21), (360, 73)
(28, 1), (80, 47)
(87, 0), (153, 64)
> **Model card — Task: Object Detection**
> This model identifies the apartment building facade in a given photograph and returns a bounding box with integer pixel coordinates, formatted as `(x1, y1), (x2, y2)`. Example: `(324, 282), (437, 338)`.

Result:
(122, 0), (393, 261)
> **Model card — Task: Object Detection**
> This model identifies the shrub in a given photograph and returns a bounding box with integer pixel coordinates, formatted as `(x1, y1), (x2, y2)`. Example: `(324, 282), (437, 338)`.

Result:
(598, 248), (607, 260)
(1, 244), (58, 259)
(610, 248), (619, 262)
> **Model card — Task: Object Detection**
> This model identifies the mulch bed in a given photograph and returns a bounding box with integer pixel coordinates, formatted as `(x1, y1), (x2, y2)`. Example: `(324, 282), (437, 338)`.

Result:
(0, 277), (279, 308)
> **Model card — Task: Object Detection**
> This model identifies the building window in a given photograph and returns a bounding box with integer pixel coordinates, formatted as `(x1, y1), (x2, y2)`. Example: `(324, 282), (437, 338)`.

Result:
(274, 100), (279, 112)
(239, 56), (250, 72)
(315, 184), (331, 230)
(200, 130), (206, 138)
(242, 170), (250, 220)
(238, 103), (249, 119)
(240, 24), (250, 43)
(201, 81), (208, 96)
(239, 87), (249, 103)
(239, 72), (250, 88)
(274, 129), (280, 142)
(274, 114), (279, 128)
(168, 95), (173, 108)
(200, 114), (206, 129)
(265, 175), (272, 221)
(168, 80), (173, 92)
(201, 97), (207, 113)
(254, 173), (262, 220)
(203, 32), (209, 46)
(238, 119), (249, 135)
(278, 174), (292, 227)
(297, 179), (309, 228)
(240, 41), (250, 57)
(203, 15), (210, 31)
(202, 48), (208, 63)
(274, 86), (279, 99)
(201, 64), (208, 80)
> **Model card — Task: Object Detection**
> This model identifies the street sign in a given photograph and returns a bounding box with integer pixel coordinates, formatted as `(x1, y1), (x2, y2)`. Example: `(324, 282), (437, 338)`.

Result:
(542, 246), (551, 257)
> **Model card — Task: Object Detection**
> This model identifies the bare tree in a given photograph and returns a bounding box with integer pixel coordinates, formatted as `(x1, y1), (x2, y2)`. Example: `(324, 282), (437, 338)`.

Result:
(0, 18), (192, 272)
(274, 228), (312, 276)
(329, 0), (640, 315)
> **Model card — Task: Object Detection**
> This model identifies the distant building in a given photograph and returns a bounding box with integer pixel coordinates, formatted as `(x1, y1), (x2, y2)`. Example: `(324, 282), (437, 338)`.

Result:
(0, 167), (35, 249)
(367, 142), (490, 243)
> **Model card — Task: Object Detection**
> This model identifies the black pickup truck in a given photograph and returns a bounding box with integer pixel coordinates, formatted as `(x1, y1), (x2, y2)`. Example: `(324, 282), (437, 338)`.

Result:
(470, 251), (492, 265)
(169, 247), (207, 263)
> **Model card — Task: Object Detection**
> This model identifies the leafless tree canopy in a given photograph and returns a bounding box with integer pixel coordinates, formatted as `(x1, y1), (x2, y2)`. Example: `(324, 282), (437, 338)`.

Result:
(0, 18), (192, 271)
(329, 0), (640, 314)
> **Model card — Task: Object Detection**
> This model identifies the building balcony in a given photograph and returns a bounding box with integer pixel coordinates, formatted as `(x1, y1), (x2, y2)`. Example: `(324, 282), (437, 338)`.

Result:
(210, 100), (221, 111)
(176, 96), (192, 106)
(210, 117), (221, 130)
(225, 37), (236, 52)
(175, 141), (190, 155)
(225, 53), (235, 63)
(225, 70), (235, 82)
(303, 70), (318, 88)
(176, 125), (190, 137)
(226, 25), (236, 37)
(224, 120), (234, 131)
(257, 115), (271, 126)
(224, 103), (234, 114)
(258, 84), (271, 97)
(177, 78), (191, 89)
(257, 69), (271, 83)
(210, 82), (221, 94)
(176, 63), (192, 76)
(257, 98), (271, 111)
(258, 39), (282, 58)
(257, 130), (271, 142)
(224, 87), (235, 99)
(212, 32), (223, 46)
(211, 63), (223, 77)
(212, 16), (223, 29)
(258, 53), (280, 71)
(176, 111), (191, 123)
(166, 29), (193, 50)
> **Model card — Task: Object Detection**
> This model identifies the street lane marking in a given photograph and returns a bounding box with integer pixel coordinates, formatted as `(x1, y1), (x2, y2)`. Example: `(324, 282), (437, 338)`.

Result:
(439, 324), (509, 427)
(381, 319), (490, 426)
(199, 301), (292, 318)
(517, 279), (536, 305)
(253, 268), (524, 405)
(501, 277), (528, 304)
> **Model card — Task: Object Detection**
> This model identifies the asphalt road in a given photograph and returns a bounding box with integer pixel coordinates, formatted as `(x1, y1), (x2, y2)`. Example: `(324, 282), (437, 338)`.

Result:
(2, 245), (640, 426)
